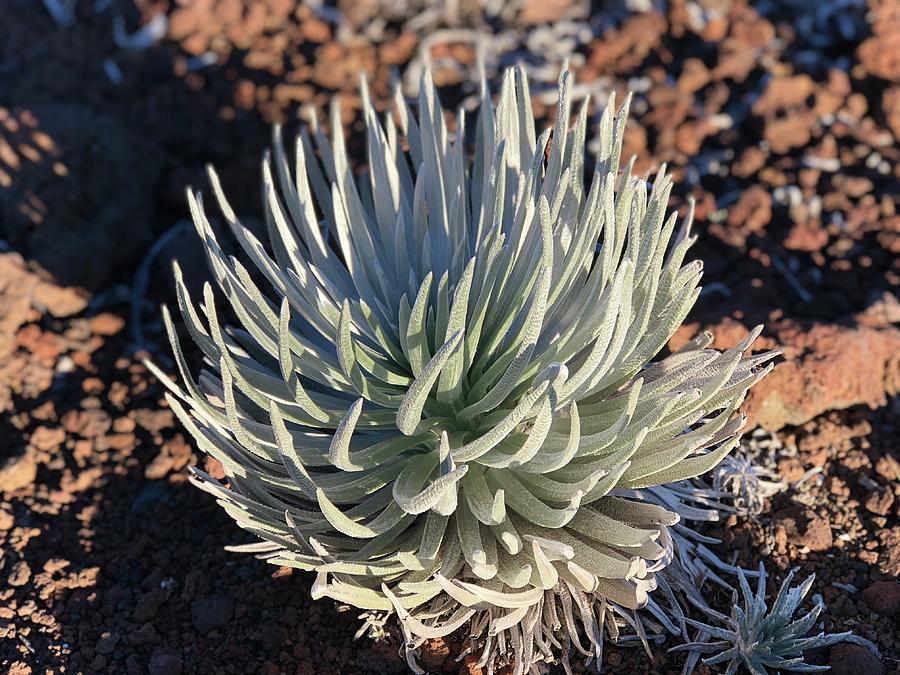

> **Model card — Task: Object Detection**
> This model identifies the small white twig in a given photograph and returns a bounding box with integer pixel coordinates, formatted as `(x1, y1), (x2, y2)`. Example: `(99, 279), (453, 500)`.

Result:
(113, 14), (168, 51)
(43, 0), (77, 28)
(185, 52), (218, 72)
(700, 281), (732, 298)
(771, 252), (813, 303)
(103, 58), (123, 84)
(794, 466), (824, 488)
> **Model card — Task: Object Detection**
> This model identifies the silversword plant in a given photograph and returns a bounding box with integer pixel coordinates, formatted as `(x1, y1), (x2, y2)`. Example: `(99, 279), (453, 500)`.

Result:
(153, 67), (778, 673)
(675, 564), (852, 674)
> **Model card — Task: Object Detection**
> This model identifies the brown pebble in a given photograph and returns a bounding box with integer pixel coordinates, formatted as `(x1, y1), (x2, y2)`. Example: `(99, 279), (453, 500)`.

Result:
(8, 560), (31, 587)
(773, 504), (833, 552)
(865, 490), (894, 516)
(863, 580), (900, 617)
(88, 313), (125, 336)
(82, 377), (105, 395)
(0, 453), (38, 492)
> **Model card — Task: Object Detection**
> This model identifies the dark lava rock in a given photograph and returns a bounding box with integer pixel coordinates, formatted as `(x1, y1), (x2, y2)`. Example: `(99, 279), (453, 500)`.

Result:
(95, 631), (120, 655)
(828, 643), (884, 675)
(862, 580), (900, 617)
(191, 594), (234, 635)
(148, 648), (183, 675)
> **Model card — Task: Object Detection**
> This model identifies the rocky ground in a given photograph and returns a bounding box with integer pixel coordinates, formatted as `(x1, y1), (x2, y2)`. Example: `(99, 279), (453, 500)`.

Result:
(1, 1), (898, 674)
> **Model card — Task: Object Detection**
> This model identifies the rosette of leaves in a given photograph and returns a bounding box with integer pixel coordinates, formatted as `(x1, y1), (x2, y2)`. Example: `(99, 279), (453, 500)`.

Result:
(153, 67), (777, 673)
(675, 564), (853, 674)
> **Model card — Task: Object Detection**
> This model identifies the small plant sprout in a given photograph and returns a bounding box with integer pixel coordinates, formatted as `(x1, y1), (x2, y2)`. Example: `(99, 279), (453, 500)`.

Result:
(153, 66), (779, 673)
(712, 449), (785, 516)
(675, 564), (852, 674)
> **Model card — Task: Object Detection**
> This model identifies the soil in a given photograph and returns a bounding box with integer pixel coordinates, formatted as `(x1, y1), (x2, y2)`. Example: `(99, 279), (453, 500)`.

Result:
(1, 1), (898, 674)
